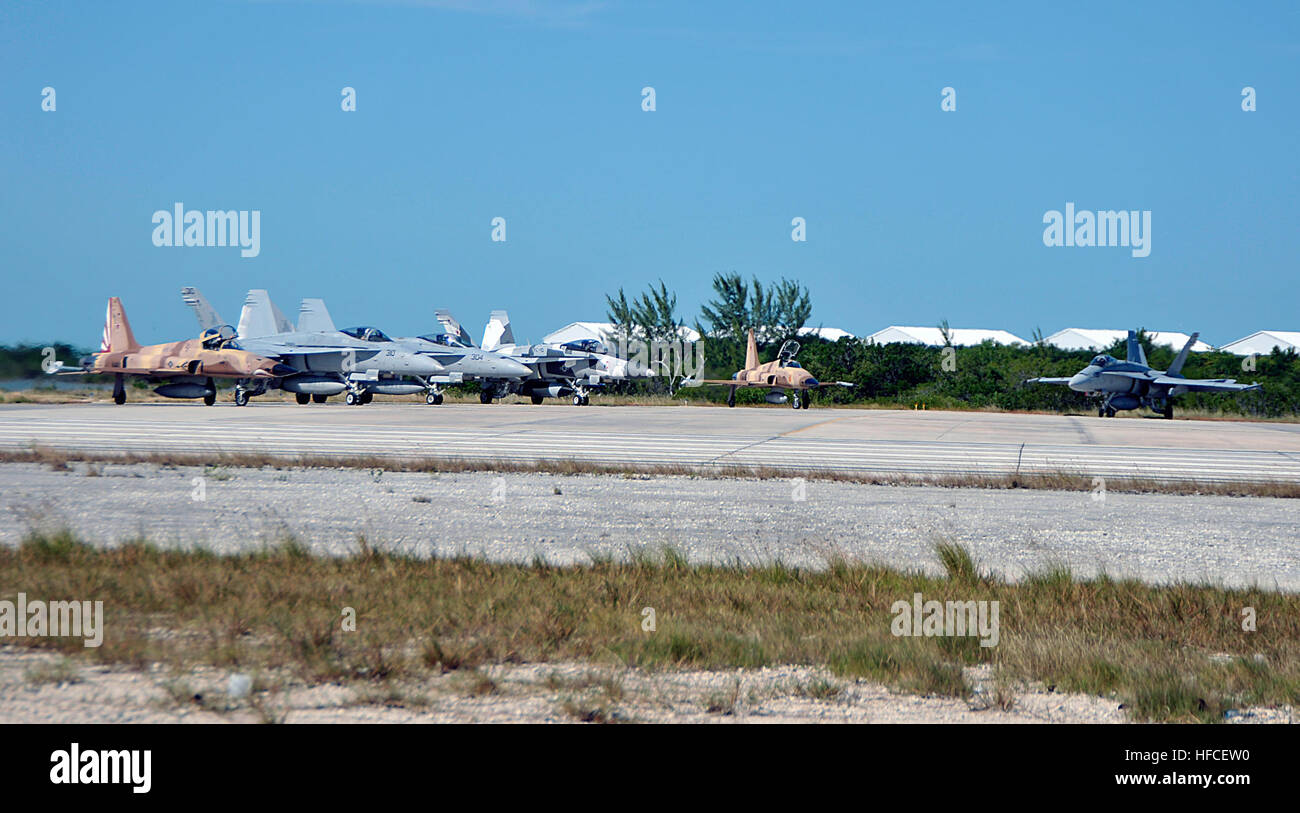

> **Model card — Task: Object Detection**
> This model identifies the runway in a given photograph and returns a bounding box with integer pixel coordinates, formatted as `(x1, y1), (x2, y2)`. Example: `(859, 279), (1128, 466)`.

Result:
(3, 402), (1299, 484)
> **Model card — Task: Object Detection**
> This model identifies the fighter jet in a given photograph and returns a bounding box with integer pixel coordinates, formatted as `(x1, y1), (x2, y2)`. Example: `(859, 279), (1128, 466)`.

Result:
(1027, 329), (1260, 418)
(48, 297), (294, 405)
(440, 309), (652, 405)
(383, 315), (532, 405)
(684, 328), (853, 408)
(181, 288), (441, 405)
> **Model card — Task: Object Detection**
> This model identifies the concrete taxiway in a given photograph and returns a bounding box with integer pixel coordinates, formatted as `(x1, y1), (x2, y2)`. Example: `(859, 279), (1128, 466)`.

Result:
(1, 402), (1299, 483)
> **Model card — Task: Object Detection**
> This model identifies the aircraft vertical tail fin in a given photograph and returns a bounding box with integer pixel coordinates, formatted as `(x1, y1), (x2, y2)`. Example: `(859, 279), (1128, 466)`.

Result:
(102, 297), (140, 353)
(237, 290), (282, 340)
(434, 309), (476, 347)
(745, 328), (759, 370)
(297, 298), (336, 333)
(1126, 330), (1148, 367)
(180, 287), (225, 332)
(1167, 332), (1199, 377)
(482, 310), (513, 351)
(271, 300), (294, 334)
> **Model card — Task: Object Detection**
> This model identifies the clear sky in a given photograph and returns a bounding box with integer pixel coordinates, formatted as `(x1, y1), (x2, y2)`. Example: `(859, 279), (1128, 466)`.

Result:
(1, 0), (1297, 348)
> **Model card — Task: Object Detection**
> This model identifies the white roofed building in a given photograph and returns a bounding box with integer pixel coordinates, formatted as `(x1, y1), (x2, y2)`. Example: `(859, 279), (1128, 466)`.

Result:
(1220, 331), (1300, 356)
(1044, 328), (1214, 353)
(542, 321), (700, 346)
(798, 327), (855, 342)
(865, 326), (1027, 347)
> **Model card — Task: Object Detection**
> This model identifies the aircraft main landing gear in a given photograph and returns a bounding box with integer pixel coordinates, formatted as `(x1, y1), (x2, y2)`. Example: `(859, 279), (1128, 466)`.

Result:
(726, 387), (736, 408)
(790, 391), (802, 410)
(426, 391), (444, 405)
(296, 392), (311, 405)
(112, 374), (126, 405)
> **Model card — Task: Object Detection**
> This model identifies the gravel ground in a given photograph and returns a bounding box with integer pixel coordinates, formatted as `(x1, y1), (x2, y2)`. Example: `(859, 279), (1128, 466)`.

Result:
(2, 462), (1297, 589)
(16, 647), (1264, 724)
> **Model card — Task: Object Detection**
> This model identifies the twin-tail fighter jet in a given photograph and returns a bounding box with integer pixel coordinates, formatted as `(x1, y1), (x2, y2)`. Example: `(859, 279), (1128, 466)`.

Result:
(182, 288), (440, 405)
(47, 297), (294, 405)
(1026, 329), (1260, 418)
(684, 328), (853, 408)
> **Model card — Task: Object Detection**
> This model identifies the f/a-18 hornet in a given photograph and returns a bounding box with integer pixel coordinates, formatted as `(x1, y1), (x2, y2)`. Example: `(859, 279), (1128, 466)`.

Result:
(49, 297), (294, 405)
(434, 309), (652, 405)
(182, 287), (440, 405)
(1027, 329), (1260, 418)
(684, 328), (852, 408)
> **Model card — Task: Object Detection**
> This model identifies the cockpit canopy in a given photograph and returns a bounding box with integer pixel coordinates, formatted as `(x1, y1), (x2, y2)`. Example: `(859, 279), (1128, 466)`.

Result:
(418, 333), (466, 348)
(777, 339), (801, 365)
(1090, 355), (1117, 367)
(200, 325), (237, 350)
(562, 339), (607, 355)
(341, 326), (392, 343)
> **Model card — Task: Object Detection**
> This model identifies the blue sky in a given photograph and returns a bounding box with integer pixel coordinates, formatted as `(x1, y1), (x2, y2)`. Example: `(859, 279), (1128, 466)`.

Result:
(1, 0), (1297, 348)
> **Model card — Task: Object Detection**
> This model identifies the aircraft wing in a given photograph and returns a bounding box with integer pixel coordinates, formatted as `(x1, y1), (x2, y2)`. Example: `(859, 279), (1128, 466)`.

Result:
(816, 381), (855, 388)
(1025, 377), (1072, 385)
(1151, 377), (1261, 392)
(682, 378), (746, 387)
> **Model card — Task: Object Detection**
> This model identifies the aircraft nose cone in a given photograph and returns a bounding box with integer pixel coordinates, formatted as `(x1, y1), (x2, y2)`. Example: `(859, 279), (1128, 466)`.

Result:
(502, 359), (531, 377)
(412, 357), (443, 375)
(1068, 373), (1089, 391)
(806, 378), (820, 388)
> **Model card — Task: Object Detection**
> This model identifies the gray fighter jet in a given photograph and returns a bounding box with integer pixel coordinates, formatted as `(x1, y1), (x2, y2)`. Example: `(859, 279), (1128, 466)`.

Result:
(181, 288), (440, 405)
(346, 308), (532, 405)
(434, 310), (652, 405)
(1027, 329), (1260, 418)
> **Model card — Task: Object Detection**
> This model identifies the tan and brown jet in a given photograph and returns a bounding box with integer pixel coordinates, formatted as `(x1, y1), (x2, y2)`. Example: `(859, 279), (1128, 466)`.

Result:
(692, 329), (853, 409)
(55, 297), (294, 405)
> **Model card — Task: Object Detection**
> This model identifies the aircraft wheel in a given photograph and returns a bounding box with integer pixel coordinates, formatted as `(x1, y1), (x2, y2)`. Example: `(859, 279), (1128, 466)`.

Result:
(572, 395), (583, 406)
(1098, 407), (1105, 418)
(296, 392), (310, 405)
(582, 395), (590, 406)
(1105, 407), (1116, 418)
(113, 391), (126, 405)
(1163, 405), (1173, 420)
(360, 391), (373, 404)
(312, 394), (328, 403)
(801, 392), (811, 409)
(203, 392), (216, 406)
(479, 390), (492, 404)
(234, 389), (249, 407)
(425, 392), (438, 405)
(345, 391), (359, 406)
(531, 394), (544, 405)
(790, 392), (801, 410)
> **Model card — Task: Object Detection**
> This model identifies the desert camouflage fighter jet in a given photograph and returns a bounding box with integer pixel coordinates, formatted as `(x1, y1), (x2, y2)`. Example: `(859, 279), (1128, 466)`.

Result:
(434, 310), (652, 405)
(685, 328), (853, 408)
(181, 288), (441, 405)
(47, 297), (294, 405)
(1026, 329), (1260, 418)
